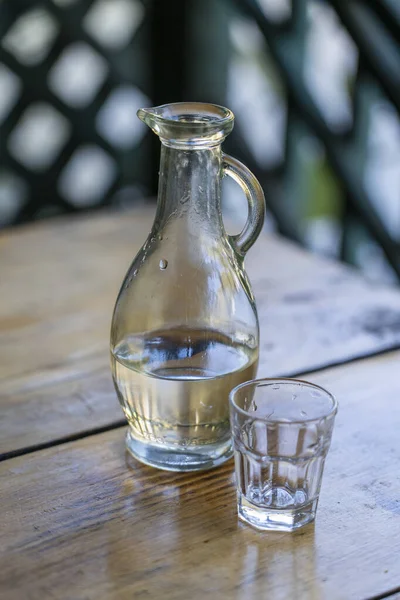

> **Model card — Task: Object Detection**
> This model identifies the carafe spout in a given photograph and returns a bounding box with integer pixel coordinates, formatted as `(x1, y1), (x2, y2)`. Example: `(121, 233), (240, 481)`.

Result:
(136, 102), (234, 148)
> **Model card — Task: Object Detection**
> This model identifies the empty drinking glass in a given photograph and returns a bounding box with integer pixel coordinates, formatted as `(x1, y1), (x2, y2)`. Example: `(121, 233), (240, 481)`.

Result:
(230, 378), (338, 531)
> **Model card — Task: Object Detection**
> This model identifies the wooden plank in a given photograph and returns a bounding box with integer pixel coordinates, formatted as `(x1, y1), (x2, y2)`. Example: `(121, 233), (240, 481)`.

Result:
(0, 353), (124, 458)
(1, 351), (400, 600)
(2, 207), (400, 456)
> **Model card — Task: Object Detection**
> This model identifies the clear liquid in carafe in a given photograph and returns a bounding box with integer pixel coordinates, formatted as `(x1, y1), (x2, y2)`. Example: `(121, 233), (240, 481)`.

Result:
(111, 328), (258, 470)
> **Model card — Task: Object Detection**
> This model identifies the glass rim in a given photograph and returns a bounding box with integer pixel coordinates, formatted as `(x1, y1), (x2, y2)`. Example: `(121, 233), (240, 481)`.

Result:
(229, 377), (338, 424)
(137, 102), (234, 128)
(141, 102), (234, 127)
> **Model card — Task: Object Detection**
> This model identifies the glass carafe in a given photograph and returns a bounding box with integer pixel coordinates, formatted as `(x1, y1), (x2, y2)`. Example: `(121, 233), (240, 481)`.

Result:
(110, 102), (265, 471)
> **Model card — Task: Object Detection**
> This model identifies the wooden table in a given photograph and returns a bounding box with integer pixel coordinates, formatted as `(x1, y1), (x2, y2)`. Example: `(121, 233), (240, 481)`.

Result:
(1, 207), (400, 600)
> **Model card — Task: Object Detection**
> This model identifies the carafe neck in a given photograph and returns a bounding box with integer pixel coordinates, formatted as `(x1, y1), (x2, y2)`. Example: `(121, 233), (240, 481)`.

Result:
(154, 144), (223, 234)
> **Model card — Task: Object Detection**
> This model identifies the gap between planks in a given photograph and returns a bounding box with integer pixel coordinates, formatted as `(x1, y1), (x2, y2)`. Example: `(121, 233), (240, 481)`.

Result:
(2, 343), (400, 464)
(366, 586), (400, 600)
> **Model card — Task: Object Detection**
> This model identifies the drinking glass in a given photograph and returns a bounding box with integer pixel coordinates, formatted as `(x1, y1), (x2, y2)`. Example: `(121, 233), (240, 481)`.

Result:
(230, 378), (338, 531)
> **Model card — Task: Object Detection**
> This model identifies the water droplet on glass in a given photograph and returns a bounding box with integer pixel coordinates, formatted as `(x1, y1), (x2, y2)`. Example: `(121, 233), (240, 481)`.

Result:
(133, 269), (138, 276)
(311, 390), (322, 398)
(292, 394), (297, 401)
(159, 259), (168, 270)
(272, 385), (280, 390)
(158, 234), (163, 240)
(300, 410), (307, 417)
(151, 236), (156, 243)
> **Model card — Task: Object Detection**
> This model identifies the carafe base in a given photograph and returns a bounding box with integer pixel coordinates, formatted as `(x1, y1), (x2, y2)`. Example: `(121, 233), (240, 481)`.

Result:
(125, 428), (233, 472)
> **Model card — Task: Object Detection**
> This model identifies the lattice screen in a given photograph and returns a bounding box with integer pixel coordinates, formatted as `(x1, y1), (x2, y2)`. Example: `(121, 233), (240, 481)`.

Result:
(0, 0), (152, 227)
(228, 0), (400, 283)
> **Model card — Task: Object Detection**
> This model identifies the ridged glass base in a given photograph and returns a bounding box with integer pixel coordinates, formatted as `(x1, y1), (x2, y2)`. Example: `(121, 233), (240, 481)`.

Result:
(126, 428), (233, 472)
(237, 492), (318, 531)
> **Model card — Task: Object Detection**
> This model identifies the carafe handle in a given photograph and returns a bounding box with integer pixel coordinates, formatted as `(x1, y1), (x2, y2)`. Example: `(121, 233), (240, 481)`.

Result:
(222, 153), (265, 256)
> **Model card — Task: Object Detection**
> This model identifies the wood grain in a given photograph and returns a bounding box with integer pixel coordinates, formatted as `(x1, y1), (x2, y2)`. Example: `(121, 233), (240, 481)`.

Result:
(1, 351), (400, 600)
(2, 207), (400, 456)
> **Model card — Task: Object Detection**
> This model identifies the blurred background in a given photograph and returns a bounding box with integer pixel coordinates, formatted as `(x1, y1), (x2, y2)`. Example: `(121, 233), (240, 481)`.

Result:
(0, 0), (399, 283)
